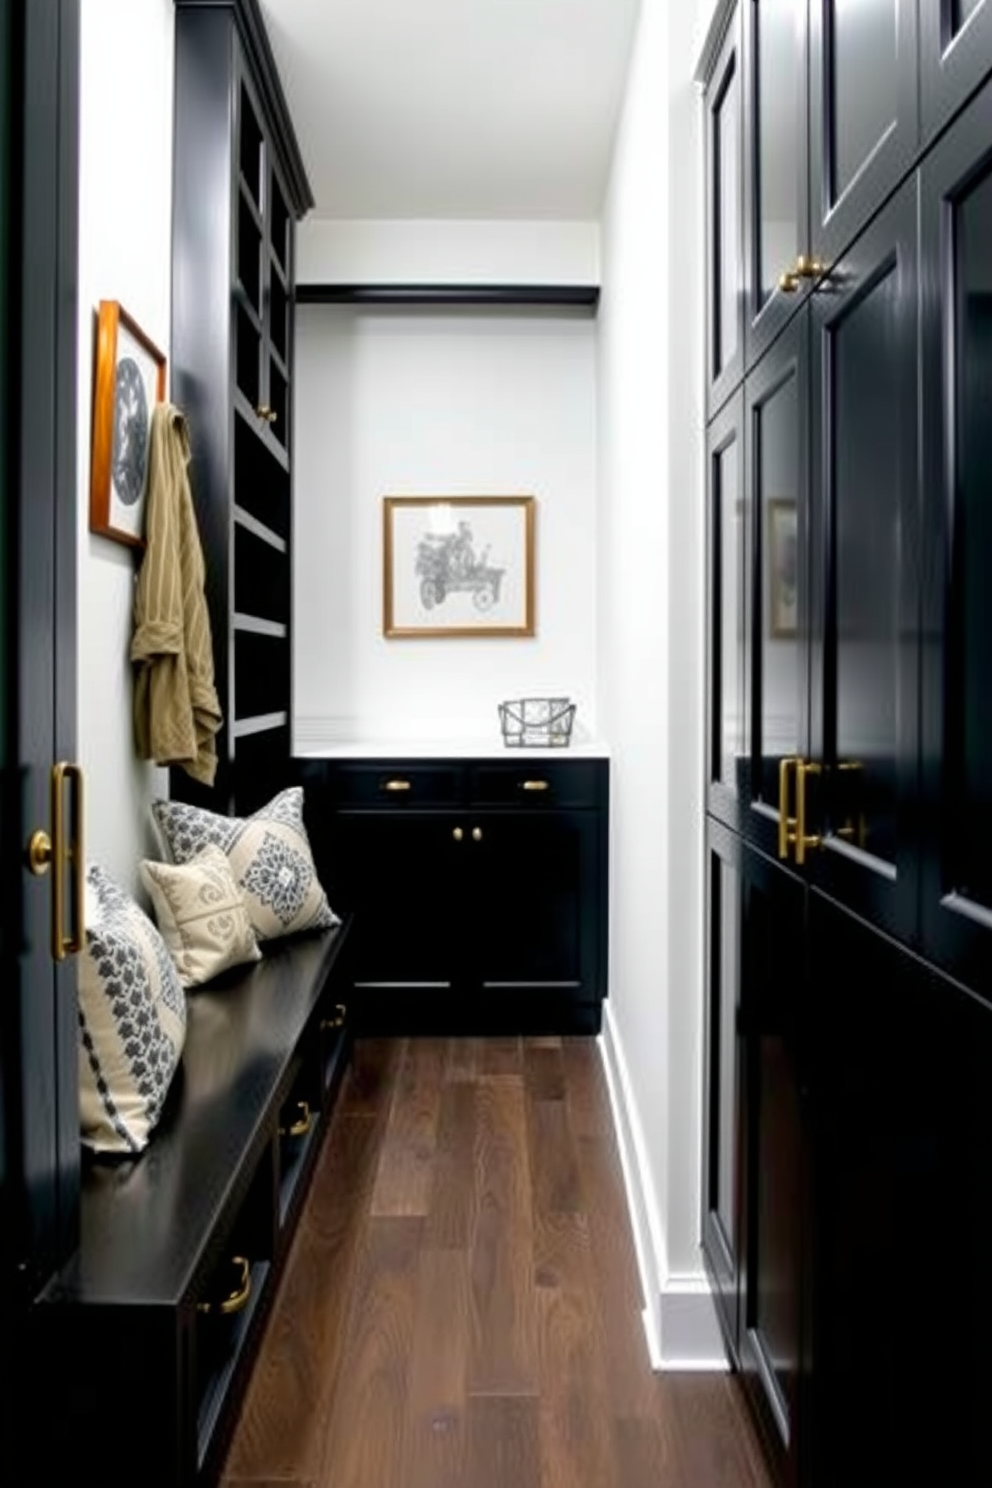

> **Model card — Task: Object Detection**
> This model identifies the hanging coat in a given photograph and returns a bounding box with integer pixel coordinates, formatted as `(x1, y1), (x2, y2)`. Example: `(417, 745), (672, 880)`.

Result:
(131, 402), (222, 786)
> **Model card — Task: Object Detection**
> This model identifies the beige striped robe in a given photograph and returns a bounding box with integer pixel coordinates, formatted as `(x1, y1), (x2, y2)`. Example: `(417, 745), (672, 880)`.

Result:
(131, 403), (222, 786)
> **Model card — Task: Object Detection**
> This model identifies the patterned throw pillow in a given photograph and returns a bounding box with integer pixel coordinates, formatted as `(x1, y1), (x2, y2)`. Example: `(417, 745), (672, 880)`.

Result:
(140, 844), (261, 989)
(152, 787), (338, 943)
(79, 863), (187, 1155)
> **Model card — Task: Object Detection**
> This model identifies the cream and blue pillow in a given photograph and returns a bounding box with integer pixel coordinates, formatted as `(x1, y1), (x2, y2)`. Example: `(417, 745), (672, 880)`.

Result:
(152, 787), (338, 943)
(140, 844), (261, 989)
(78, 863), (186, 1155)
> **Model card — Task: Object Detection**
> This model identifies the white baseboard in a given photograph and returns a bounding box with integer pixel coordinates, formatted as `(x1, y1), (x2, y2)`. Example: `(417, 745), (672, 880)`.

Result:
(598, 1002), (728, 1371)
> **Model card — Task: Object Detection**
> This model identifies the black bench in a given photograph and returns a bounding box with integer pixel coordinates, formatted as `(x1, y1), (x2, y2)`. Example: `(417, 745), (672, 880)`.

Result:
(36, 919), (351, 1488)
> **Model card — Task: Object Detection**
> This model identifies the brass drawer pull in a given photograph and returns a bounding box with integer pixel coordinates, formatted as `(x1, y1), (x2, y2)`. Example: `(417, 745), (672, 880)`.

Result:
(197, 1256), (251, 1316)
(383, 779), (412, 793)
(280, 1099), (313, 1139)
(321, 1003), (347, 1031)
(520, 780), (550, 792)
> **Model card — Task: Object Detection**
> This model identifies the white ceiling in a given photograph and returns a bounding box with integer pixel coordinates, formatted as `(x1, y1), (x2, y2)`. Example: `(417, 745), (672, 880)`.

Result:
(259, 0), (643, 221)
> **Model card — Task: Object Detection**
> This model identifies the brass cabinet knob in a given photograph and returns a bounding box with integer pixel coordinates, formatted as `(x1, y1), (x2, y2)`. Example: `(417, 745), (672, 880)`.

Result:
(321, 1003), (347, 1030)
(254, 404), (278, 424)
(453, 827), (464, 842)
(779, 256), (828, 294)
(472, 826), (483, 842)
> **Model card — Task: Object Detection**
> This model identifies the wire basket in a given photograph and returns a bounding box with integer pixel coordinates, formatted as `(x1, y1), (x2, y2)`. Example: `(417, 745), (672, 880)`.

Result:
(498, 697), (576, 748)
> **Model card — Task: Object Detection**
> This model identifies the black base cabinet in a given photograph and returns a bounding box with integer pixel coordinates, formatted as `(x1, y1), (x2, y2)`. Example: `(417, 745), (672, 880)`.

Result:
(297, 756), (609, 1035)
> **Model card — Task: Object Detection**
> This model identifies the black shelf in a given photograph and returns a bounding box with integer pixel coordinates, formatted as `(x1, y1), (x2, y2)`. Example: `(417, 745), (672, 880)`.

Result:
(296, 282), (601, 308)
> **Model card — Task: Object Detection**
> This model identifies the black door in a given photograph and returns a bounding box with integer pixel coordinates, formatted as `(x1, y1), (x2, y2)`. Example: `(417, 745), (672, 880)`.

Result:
(920, 72), (992, 1000)
(809, 891), (992, 1488)
(738, 841), (807, 1488)
(920, 0), (992, 147)
(706, 388), (747, 830)
(0, 0), (80, 1477)
(743, 312), (810, 863)
(702, 816), (744, 1359)
(808, 0), (918, 266)
(705, 1), (744, 418)
(742, 0), (810, 371)
(805, 179), (920, 943)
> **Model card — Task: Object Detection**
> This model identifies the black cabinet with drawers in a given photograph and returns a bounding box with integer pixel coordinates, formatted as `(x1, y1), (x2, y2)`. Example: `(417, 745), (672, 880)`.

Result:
(701, 6), (992, 1484)
(296, 756), (609, 1035)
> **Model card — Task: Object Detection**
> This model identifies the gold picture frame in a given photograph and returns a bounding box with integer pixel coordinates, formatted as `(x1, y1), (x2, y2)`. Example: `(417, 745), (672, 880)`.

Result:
(89, 300), (167, 548)
(383, 495), (536, 638)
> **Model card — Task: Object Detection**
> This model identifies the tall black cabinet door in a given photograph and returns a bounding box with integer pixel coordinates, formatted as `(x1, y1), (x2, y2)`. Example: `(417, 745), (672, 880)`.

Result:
(742, 0), (810, 370)
(738, 844), (807, 1488)
(806, 180), (920, 944)
(809, 892), (992, 1488)
(706, 3), (744, 418)
(809, 0), (919, 267)
(706, 391), (748, 829)
(743, 314), (811, 863)
(921, 0), (992, 147)
(701, 818), (744, 1359)
(920, 74), (992, 1001)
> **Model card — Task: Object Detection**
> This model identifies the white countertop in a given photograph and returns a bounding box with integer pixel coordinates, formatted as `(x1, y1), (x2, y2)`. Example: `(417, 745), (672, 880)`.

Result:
(293, 737), (611, 760)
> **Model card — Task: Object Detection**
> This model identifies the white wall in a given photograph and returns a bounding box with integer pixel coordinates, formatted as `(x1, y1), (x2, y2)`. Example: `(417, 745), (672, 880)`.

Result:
(294, 305), (598, 746)
(77, 0), (173, 893)
(597, 0), (723, 1364)
(298, 218), (600, 286)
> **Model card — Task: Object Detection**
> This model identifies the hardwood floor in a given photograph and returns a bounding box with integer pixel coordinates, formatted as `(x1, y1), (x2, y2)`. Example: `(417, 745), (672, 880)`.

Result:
(222, 1036), (773, 1488)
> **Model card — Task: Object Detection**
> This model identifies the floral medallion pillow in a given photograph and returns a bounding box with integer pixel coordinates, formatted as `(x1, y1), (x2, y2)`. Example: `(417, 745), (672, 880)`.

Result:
(79, 863), (187, 1155)
(140, 844), (261, 989)
(152, 787), (338, 943)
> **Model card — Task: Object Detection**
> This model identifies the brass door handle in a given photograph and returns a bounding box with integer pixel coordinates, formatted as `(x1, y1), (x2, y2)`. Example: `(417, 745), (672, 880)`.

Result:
(795, 760), (822, 866)
(778, 255), (827, 294)
(778, 757), (799, 861)
(28, 763), (85, 961)
(198, 1256), (252, 1316)
(280, 1099), (313, 1139)
(383, 779), (411, 793)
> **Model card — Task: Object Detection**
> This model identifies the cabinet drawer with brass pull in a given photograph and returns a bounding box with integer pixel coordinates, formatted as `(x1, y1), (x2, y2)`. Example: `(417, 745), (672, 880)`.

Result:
(469, 760), (603, 808)
(327, 764), (462, 807)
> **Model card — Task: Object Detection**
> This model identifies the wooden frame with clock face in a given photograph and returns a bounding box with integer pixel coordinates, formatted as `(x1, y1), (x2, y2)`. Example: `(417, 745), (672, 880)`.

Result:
(89, 300), (167, 548)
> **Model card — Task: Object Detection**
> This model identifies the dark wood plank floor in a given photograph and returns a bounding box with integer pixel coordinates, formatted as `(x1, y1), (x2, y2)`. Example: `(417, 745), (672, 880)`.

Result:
(222, 1036), (773, 1488)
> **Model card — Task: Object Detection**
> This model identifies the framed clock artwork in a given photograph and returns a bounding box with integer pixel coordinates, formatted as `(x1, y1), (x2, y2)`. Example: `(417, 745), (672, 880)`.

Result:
(89, 300), (167, 547)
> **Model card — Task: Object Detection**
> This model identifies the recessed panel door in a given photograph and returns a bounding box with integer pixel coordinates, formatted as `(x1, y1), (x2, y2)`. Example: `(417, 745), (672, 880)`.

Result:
(702, 818), (744, 1358)
(921, 75), (992, 1000)
(707, 391), (749, 828)
(921, 0), (992, 146)
(739, 842), (807, 1488)
(742, 0), (810, 370)
(806, 180), (920, 943)
(743, 314), (810, 863)
(706, 3), (744, 417)
(809, 0), (918, 265)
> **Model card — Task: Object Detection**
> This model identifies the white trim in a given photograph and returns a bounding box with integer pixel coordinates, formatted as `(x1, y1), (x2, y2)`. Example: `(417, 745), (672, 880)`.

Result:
(599, 1003), (729, 1371)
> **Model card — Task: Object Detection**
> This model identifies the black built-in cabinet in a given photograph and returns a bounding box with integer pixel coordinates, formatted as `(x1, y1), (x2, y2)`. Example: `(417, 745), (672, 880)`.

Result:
(702, 6), (992, 1484)
(172, 0), (313, 807)
(296, 757), (609, 1036)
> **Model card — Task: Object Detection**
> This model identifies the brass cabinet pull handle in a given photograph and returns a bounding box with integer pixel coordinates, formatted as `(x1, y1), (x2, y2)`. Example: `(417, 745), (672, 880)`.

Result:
(40, 763), (84, 962)
(795, 760), (822, 866)
(198, 1256), (252, 1316)
(778, 757), (799, 861)
(321, 1003), (347, 1030)
(255, 404), (278, 424)
(472, 826), (483, 842)
(383, 779), (411, 793)
(280, 1099), (313, 1139)
(779, 256), (828, 295)
(452, 826), (464, 842)
(520, 780), (549, 792)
